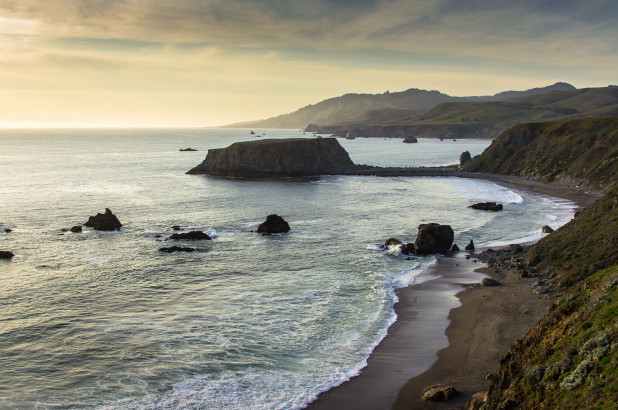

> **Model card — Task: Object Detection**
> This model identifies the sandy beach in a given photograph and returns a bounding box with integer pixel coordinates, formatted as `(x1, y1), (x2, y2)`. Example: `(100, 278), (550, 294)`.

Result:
(307, 176), (601, 410)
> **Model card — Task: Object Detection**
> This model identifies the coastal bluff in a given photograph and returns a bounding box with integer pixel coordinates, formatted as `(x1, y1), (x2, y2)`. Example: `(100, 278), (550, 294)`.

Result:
(187, 138), (354, 177)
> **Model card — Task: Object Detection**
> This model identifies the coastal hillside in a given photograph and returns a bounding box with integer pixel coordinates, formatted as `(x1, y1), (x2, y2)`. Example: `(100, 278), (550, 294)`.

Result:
(464, 116), (618, 190)
(485, 185), (618, 408)
(308, 86), (618, 139)
(225, 83), (574, 129)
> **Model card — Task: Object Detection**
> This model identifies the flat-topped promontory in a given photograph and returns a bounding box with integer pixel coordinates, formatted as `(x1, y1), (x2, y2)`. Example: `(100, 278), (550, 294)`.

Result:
(187, 138), (355, 177)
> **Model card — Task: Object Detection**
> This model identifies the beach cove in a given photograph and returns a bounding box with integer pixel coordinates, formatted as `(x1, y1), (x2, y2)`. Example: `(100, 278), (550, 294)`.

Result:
(0, 129), (585, 408)
(309, 177), (601, 409)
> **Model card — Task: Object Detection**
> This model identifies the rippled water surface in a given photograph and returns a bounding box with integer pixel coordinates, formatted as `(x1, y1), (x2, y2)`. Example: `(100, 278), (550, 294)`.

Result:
(0, 129), (574, 408)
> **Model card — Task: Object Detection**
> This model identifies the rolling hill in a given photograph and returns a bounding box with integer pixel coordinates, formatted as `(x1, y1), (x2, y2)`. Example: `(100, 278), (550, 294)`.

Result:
(225, 82), (575, 129)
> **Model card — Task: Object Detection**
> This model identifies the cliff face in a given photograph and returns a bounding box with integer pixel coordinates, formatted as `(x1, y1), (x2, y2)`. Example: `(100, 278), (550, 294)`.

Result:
(485, 186), (618, 409)
(464, 116), (618, 190)
(187, 138), (354, 177)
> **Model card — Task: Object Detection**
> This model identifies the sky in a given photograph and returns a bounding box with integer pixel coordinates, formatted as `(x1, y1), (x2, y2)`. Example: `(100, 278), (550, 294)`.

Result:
(0, 0), (617, 127)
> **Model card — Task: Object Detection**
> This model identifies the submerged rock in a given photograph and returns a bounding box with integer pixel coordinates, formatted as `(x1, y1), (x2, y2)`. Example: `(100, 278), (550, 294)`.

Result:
(179, 148), (197, 152)
(169, 231), (211, 240)
(465, 240), (475, 251)
(70, 226), (82, 233)
(402, 136), (418, 143)
(421, 384), (457, 401)
(159, 246), (196, 253)
(400, 243), (415, 255)
(257, 214), (290, 234)
(0, 250), (14, 259)
(187, 138), (354, 177)
(385, 238), (403, 248)
(414, 223), (454, 255)
(469, 202), (503, 211)
(84, 208), (122, 231)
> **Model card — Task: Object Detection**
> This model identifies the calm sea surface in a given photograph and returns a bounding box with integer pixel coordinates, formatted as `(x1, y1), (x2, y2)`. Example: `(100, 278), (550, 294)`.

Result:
(0, 129), (574, 408)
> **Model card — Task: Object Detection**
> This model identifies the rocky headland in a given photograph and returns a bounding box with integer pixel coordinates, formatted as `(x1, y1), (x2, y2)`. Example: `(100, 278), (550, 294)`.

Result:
(187, 138), (354, 177)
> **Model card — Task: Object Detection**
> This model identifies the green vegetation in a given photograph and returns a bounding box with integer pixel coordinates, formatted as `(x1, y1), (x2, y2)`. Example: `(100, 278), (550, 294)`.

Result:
(397, 86), (618, 129)
(486, 186), (618, 409)
(464, 116), (618, 190)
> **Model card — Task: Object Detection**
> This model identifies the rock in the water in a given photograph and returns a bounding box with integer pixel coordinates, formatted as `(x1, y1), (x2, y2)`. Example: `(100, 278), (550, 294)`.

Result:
(451, 243), (460, 252)
(460, 151), (472, 168)
(250, 130), (255, 135)
(257, 214), (290, 234)
(402, 136), (418, 143)
(169, 231), (211, 240)
(84, 208), (122, 231)
(0, 250), (14, 259)
(159, 246), (196, 253)
(187, 138), (354, 177)
(385, 238), (403, 248)
(3, 228), (11, 233)
(172, 225), (184, 231)
(400, 243), (415, 255)
(469, 202), (503, 211)
(414, 223), (454, 255)
(465, 240), (475, 251)
(179, 148), (197, 152)
(481, 278), (501, 286)
(541, 225), (554, 233)
(70, 226), (82, 233)
(421, 384), (457, 401)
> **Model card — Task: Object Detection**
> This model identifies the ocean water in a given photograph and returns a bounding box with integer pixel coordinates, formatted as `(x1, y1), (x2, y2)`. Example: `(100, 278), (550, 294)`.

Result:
(0, 129), (575, 408)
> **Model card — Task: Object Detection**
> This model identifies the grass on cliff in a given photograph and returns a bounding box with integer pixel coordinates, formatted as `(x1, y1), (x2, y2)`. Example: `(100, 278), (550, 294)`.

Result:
(465, 116), (618, 191)
(488, 265), (617, 409)
(526, 185), (618, 286)
(486, 186), (618, 409)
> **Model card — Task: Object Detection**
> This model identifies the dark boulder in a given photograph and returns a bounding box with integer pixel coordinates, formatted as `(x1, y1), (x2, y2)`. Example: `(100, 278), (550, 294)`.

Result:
(481, 278), (502, 287)
(421, 384), (458, 401)
(451, 243), (460, 252)
(414, 223), (454, 255)
(0, 250), (14, 259)
(250, 130), (255, 135)
(465, 240), (475, 251)
(172, 225), (184, 231)
(70, 226), (82, 233)
(469, 202), (503, 211)
(460, 151), (472, 168)
(169, 231), (211, 240)
(84, 208), (122, 231)
(403, 136), (418, 143)
(179, 148), (197, 152)
(257, 214), (290, 234)
(541, 225), (554, 233)
(159, 246), (196, 253)
(385, 238), (403, 248)
(3, 228), (11, 233)
(400, 243), (415, 255)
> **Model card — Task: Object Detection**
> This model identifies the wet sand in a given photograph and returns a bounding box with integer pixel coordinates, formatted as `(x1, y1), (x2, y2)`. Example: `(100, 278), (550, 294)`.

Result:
(306, 176), (600, 410)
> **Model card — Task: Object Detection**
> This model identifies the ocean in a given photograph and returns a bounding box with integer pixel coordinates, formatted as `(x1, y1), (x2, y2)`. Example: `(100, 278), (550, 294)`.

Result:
(0, 128), (576, 408)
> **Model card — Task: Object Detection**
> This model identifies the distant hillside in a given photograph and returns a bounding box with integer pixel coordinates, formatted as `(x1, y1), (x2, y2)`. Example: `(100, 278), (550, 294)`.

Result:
(307, 86), (618, 139)
(225, 82), (575, 129)
(486, 185), (618, 408)
(464, 116), (618, 190)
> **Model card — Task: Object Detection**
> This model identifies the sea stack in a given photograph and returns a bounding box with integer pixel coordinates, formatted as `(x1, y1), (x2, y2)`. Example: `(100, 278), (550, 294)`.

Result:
(187, 138), (354, 177)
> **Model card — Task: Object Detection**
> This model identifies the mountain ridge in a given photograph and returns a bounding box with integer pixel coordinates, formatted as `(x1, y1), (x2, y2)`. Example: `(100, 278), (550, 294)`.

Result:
(225, 82), (576, 129)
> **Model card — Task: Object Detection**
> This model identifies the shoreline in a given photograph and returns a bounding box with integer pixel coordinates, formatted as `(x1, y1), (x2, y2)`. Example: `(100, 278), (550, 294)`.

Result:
(306, 176), (600, 410)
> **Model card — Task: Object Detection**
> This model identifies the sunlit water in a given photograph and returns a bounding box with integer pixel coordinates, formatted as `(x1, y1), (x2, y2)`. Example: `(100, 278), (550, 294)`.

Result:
(0, 129), (575, 408)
